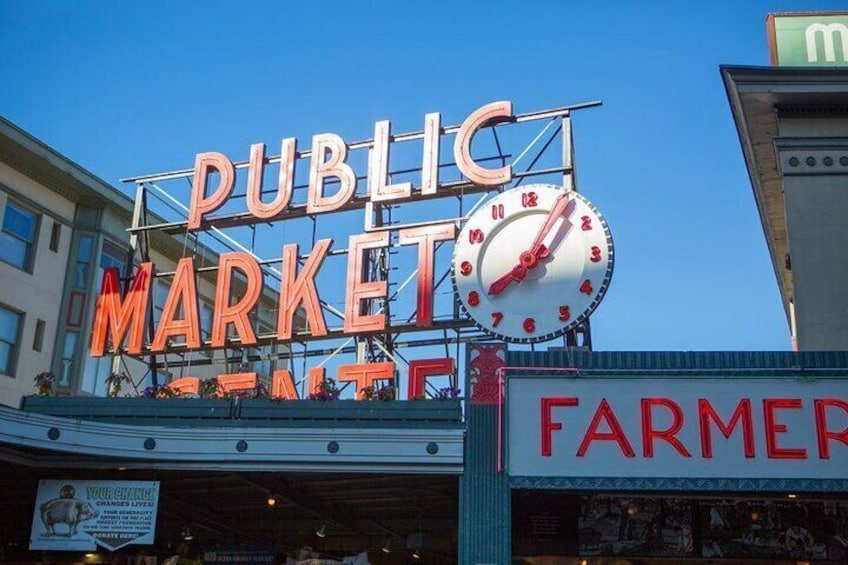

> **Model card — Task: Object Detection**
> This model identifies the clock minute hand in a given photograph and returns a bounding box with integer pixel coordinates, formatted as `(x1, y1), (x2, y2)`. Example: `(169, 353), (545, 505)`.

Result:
(529, 191), (571, 258)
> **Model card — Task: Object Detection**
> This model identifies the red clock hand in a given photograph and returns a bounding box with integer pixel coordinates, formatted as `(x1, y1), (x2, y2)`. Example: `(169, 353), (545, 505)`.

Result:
(487, 191), (573, 296)
(529, 191), (571, 257)
(487, 264), (526, 296)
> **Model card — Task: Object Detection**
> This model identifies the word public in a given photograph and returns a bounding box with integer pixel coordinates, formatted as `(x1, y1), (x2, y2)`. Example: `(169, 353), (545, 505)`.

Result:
(91, 102), (517, 359)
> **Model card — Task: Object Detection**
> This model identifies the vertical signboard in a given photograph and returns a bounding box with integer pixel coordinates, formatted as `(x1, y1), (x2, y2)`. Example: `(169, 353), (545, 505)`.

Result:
(768, 12), (848, 66)
(30, 480), (159, 551)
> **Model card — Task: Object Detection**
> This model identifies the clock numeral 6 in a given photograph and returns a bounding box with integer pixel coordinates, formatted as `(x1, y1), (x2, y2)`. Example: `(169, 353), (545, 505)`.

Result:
(523, 317), (535, 333)
(491, 204), (504, 220)
(492, 312), (503, 327)
(521, 191), (538, 208)
(590, 246), (601, 262)
(460, 261), (472, 276)
(469, 229), (484, 244)
(559, 306), (570, 321)
(581, 215), (592, 231)
(580, 279), (593, 295)
(467, 291), (480, 306)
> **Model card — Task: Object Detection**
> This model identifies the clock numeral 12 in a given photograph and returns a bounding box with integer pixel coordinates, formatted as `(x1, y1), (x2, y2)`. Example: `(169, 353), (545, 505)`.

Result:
(469, 229), (484, 244)
(492, 312), (503, 327)
(467, 291), (480, 306)
(580, 280), (593, 295)
(521, 192), (538, 208)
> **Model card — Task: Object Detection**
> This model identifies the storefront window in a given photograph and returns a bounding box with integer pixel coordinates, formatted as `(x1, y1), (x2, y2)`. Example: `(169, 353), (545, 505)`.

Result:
(512, 492), (848, 563)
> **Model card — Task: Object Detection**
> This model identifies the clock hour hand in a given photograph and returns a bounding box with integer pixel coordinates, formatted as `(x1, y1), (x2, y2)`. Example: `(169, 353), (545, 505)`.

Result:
(487, 264), (527, 296)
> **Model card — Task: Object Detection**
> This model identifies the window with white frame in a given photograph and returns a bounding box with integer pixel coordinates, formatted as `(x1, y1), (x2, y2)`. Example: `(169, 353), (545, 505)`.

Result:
(0, 305), (22, 375)
(0, 202), (38, 271)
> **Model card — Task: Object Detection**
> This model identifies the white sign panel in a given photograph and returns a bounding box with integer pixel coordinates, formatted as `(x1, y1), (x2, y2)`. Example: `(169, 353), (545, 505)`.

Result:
(30, 480), (159, 551)
(507, 377), (848, 479)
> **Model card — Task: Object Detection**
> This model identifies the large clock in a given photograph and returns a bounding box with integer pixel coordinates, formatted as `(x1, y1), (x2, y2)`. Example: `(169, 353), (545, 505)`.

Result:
(452, 183), (614, 343)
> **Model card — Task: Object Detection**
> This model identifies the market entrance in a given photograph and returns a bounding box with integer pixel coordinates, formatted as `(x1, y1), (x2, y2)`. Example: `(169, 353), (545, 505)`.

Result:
(1, 464), (458, 565)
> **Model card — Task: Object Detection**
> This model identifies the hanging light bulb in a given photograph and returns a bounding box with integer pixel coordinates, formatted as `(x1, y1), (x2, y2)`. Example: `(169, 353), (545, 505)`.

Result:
(181, 525), (193, 541)
(411, 549), (420, 560)
(315, 524), (326, 538)
(267, 494), (276, 507)
(381, 540), (391, 554)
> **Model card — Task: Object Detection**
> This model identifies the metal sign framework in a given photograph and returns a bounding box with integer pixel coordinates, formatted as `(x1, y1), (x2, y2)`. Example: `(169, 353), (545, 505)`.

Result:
(116, 101), (602, 394)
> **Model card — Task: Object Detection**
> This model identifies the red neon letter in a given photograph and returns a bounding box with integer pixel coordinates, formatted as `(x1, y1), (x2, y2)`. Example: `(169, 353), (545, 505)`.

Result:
(642, 398), (691, 457)
(398, 223), (456, 327)
(151, 258), (201, 352)
(307, 133), (356, 214)
(337, 362), (394, 399)
(407, 358), (454, 399)
(698, 398), (755, 458)
(188, 152), (235, 230)
(168, 376), (200, 396)
(277, 239), (331, 340)
(541, 397), (578, 456)
(763, 398), (807, 459)
(577, 399), (635, 457)
(211, 253), (262, 347)
(307, 366), (325, 395)
(246, 139), (296, 219)
(217, 373), (257, 396)
(271, 369), (300, 400)
(344, 232), (389, 333)
(90, 263), (152, 356)
(453, 101), (513, 186)
(814, 398), (848, 459)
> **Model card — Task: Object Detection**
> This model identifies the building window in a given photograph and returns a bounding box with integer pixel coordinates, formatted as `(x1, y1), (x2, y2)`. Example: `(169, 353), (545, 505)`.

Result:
(33, 319), (45, 352)
(0, 202), (38, 271)
(49, 221), (61, 252)
(0, 305), (22, 375)
(73, 235), (94, 289)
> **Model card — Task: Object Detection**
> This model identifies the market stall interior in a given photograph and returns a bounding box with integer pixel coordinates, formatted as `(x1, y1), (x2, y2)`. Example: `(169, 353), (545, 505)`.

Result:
(0, 461), (458, 565)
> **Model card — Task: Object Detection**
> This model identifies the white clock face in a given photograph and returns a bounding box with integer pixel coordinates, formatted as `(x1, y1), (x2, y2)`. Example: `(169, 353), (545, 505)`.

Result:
(452, 184), (614, 343)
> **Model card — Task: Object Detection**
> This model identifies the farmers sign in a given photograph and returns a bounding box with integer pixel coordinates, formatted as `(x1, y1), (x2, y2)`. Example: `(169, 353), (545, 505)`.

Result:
(507, 376), (848, 480)
(30, 480), (159, 551)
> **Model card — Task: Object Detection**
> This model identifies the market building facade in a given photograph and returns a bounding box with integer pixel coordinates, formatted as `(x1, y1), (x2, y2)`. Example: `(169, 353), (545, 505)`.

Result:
(0, 10), (846, 565)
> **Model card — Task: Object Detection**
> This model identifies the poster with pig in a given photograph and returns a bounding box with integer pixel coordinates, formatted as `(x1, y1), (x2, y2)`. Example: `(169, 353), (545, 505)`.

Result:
(30, 480), (160, 551)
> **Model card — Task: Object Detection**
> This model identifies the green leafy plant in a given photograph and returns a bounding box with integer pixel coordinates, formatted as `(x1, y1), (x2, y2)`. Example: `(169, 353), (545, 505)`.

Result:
(106, 372), (133, 397)
(198, 377), (222, 399)
(308, 378), (340, 401)
(34, 371), (56, 397)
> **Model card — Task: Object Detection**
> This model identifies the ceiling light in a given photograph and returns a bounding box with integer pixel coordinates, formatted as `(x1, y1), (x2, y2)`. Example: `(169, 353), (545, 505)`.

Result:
(315, 525), (326, 538)
(381, 540), (391, 554)
(267, 495), (276, 506)
(411, 549), (420, 559)
(181, 525), (193, 541)
(787, 493), (797, 499)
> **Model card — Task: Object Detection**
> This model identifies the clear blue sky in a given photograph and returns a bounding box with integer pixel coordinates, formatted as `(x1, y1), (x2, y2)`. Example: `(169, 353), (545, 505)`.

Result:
(3, 1), (843, 352)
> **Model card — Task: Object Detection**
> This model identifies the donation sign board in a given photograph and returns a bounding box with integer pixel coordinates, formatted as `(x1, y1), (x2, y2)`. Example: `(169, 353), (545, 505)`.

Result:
(507, 376), (848, 480)
(30, 480), (159, 551)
